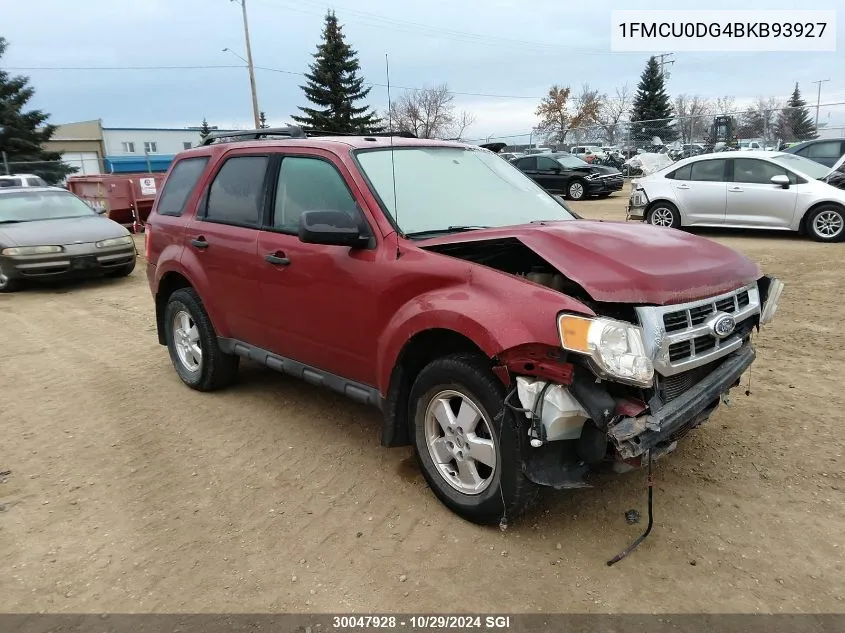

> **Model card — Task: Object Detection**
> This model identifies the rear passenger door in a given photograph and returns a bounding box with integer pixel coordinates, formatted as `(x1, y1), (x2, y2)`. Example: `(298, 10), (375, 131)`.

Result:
(184, 152), (270, 342)
(669, 158), (728, 225)
(254, 151), (382, 386)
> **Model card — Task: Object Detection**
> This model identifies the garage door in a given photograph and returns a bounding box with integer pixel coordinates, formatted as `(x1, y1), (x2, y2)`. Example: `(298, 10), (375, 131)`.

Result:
(62, 152), (102, 175)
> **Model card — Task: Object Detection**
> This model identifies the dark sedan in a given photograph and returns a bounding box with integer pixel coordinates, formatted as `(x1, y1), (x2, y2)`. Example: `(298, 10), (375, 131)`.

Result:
(512, 152), (623, 200)
(0, 187), (136, 292)
(783, 139), (845, 168)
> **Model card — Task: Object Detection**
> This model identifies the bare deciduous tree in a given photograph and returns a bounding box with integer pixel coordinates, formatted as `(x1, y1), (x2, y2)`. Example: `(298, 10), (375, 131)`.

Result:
(674, 94), (712, 144)
(387, 84), (475, 139)
(714, 95), (736, 116)
(570, 84), (604, 144)
(597, 84), (632, 146)
(738, 96), (781, 142)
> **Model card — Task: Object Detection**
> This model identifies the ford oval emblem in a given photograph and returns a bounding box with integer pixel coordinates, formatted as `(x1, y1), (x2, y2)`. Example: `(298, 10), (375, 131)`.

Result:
(709, 313), (736, 338)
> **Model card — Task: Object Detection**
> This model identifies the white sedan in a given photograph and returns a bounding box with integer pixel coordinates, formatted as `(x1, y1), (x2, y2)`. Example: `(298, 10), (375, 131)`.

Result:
(626, 150), (845, 242)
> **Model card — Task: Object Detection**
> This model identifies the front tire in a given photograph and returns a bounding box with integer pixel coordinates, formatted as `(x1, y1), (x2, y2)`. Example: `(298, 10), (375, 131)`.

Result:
(806, 205), (845, 242)
(409, 353), (538, 525)
(0, 264), (20, 293)
(163, 288), (239, 391)
(647, 202), (681, 229)
(567, 179), (588, 201)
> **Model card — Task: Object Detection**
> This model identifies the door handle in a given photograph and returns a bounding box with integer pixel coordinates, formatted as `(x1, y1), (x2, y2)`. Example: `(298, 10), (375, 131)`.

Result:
(728, 187), (743, 192)
(190, 237), (209, 249)
(265, 252), (291, 267)
(676, 184), (691, 189)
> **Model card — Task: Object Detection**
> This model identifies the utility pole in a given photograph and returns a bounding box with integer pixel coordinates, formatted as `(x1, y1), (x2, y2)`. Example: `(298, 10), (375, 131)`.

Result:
(655, 53), (675, 82)
(232, 0), (261, 129)
(812, 78), (830, 129)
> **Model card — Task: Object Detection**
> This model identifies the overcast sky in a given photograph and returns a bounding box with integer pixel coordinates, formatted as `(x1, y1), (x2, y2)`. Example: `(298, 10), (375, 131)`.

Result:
(3, 0), (844, 143)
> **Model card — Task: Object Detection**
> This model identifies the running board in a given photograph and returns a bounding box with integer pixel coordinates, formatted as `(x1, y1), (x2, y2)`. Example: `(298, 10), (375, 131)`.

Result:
(217, 338), (383, 410)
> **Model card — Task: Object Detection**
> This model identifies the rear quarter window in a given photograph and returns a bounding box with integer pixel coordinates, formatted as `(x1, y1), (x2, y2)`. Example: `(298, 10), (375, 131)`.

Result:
(156, 157), (209, 216)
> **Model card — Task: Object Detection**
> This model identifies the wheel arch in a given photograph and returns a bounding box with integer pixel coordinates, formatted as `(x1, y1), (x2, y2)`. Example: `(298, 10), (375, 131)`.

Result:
(155, 271), (194, 345)
(799, 200), (845, 235)
(645, 198), (682, 226)
(381, 328), (488, 448)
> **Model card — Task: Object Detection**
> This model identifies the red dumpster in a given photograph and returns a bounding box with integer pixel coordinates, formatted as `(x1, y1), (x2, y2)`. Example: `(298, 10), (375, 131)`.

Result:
(66, 173), (165, 233)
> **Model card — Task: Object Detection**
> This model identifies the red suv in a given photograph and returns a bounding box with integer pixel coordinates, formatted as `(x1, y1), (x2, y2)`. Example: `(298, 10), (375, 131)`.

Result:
(145, 127), (784, 524)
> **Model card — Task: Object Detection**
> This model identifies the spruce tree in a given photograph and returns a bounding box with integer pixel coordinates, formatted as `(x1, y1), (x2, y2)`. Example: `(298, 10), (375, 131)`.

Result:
(198, 117), (212, 142)
(776, 83), (817, 142)
(630, 56), (677, 145)
(259, 111), (268, 128)
(0, 37), (75, 183)
(292, 11), (382, 133)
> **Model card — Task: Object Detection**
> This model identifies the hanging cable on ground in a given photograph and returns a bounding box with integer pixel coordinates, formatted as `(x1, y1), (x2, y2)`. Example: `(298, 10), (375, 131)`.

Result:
(607, 449), (654, 566)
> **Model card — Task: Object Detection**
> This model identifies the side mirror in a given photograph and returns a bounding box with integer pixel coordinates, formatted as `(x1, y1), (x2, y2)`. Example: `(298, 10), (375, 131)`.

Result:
(298, 210), (369, 248)
(770, 175), (790, 188)
(96, 207), (107, 215)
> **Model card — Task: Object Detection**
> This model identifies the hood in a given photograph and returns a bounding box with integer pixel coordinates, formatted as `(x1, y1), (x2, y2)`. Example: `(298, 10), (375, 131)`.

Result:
(580, 164), (620, 176)
(0, 215), (129, 248)
(419, 221), (761, 306)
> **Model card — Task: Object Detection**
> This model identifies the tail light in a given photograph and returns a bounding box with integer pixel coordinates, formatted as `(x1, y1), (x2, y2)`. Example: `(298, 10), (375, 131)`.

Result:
(144, 224), (152, 259)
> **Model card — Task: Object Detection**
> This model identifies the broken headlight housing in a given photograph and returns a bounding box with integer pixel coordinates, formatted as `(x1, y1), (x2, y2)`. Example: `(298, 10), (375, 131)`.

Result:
(558, 314), (654, 387)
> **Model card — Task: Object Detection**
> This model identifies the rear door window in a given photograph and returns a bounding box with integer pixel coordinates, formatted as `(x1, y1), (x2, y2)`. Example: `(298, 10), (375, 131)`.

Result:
(157, 157), (209, 216)
(690, 159), (727, 182)
(205, 156), (268, 226)
(0, 178), (22, 188)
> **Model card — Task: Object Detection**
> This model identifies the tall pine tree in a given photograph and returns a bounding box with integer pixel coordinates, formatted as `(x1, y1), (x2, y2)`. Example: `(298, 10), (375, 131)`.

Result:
(292, 11), (382, 133)
(198, 117), (212, 143)
(630, 56), (677, 146)
(776, 83), (817, 142)
(0, 37), (75, 183)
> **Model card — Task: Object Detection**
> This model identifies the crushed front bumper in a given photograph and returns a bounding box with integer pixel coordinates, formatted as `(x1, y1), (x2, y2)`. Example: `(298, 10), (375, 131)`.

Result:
(608, 345), (756, 459)
(625, 187), (648, 221)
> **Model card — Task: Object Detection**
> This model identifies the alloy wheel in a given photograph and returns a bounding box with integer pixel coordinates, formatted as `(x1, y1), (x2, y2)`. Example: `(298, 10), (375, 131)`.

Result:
(172, 310), (202, 372)
(423, 389), (497, 495)
(569, 182), (585, 200)
(813, 210), (844, 239)
(650, 207), (676, 227)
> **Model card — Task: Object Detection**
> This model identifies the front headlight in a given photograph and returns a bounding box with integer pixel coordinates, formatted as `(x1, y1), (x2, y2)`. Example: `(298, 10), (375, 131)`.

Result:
(95, 235), (133, 248)
(1, 245), (64, 256)
(558, 314), (654, 387)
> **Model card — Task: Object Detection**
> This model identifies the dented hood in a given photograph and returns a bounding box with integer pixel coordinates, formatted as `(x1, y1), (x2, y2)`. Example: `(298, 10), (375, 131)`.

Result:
(419, 221), (761, 305)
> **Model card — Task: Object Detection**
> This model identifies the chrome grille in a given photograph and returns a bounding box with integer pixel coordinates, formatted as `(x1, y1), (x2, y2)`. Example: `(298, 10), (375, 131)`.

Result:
(636, 285), (761, 377)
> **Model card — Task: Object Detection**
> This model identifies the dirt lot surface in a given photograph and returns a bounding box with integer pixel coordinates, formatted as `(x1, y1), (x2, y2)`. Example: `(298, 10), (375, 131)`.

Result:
(1, 193), (843, 614)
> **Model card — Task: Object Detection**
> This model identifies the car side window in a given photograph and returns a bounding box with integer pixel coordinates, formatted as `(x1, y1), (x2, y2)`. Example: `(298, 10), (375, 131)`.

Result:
(157, 157), (209, 216)
(807, 141), (842, 159)
(516, 156), (537, 171)
(27, 177), (47, 186)
(689, 159), (726, 182)
(205, 156), (268, 226)
(732, 158), (794, 185)
(273, 156), (361, 233)
(668, 164), (692, 181)
(536, 157), (559, 172)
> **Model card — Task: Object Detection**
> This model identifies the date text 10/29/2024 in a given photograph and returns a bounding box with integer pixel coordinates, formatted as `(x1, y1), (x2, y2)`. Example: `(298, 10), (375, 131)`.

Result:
(332, 615), (512, 629)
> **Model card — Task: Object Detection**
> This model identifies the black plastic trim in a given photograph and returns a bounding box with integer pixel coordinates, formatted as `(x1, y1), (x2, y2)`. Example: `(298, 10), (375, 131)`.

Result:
(218, 338), (383, 410)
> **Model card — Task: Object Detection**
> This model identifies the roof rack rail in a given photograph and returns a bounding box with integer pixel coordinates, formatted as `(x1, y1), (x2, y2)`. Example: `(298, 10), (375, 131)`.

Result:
(201, 126), (418, 146)
(201, 126), (307, 145)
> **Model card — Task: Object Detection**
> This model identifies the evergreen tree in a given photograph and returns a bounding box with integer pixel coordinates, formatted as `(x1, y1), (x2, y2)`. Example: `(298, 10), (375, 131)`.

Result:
(629, 56), (677, 145)
(0, 37), (75, 183)
(259, 111), (268, 128)
(776, 83), (817, 142)
(198, 117), (212, 142)
(291, 11), (382, 133)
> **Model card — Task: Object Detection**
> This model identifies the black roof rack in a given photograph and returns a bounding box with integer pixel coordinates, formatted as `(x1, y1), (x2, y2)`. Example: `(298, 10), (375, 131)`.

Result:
(201, 125), (417, 146)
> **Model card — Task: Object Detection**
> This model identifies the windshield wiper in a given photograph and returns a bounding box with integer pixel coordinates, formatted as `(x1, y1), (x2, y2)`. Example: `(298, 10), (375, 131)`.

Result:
(405, 225), (490, 238)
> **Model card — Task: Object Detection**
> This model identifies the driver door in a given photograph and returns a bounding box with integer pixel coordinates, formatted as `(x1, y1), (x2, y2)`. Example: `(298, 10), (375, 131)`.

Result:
(253, 151), (382, 386)
(535, 156), (566, 193)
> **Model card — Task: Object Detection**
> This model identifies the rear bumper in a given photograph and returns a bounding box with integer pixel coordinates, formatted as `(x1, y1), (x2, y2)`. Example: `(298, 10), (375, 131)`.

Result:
(609, 345), (756, 459)
(0, 247), (136, 281)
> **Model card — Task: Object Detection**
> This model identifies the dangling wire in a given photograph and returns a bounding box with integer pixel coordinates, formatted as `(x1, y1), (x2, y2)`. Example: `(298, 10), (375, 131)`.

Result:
(607, 449), (655, 566)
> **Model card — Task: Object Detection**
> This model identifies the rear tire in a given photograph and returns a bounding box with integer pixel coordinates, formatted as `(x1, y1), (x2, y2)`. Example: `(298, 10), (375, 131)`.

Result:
(805, 205), (845, 242)
(409, 353), (538, 525)
(164, 288), (239, 391)
(647, 202), (681, 229)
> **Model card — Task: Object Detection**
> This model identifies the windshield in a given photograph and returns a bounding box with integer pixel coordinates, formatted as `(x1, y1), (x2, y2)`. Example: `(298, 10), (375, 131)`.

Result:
(554, 154), (591, 169)
(0, 190), (98, 222)
(770, 153), (831, 180)
(355, 147), (575, 235)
